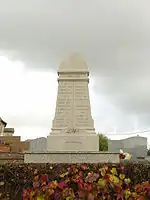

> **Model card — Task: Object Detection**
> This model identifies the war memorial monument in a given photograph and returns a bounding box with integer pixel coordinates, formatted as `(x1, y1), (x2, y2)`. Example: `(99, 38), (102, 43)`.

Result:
(24, 54), (119, 163)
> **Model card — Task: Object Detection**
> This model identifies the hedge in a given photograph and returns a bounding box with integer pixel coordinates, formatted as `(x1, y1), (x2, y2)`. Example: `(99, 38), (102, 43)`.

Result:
(0, 163), (149, 199)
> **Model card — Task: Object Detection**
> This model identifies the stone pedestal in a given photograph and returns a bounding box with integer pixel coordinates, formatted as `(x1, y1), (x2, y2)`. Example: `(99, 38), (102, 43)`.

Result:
(47, 134), (99, 152)
(47, 128), (99, 152)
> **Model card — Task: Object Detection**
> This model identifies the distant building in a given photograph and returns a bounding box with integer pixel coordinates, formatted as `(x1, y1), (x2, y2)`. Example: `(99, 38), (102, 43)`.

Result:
(108, 135), (148, 159)
(0, 118), (14, 136)
(0, 117), (29, 153)
(26, 137), (47, 152)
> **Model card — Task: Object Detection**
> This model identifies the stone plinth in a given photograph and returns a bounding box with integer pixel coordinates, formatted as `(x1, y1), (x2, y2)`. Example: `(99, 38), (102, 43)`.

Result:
(24, 152), (120, 163)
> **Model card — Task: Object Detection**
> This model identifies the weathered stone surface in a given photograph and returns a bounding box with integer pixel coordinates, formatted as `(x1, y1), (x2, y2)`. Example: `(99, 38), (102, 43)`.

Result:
(24, 152), (119, 163)
(47, 134), (99, 152)
(51, 55), (94, 134)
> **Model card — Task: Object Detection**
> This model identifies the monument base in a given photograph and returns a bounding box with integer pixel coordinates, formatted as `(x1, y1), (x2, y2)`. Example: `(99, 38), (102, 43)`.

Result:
(24, 151), (120, 163)
(47, 134), (99, 152)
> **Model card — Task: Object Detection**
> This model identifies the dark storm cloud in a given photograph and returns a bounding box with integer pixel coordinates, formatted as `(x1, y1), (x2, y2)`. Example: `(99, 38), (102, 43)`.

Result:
(0, 0), (150, 129)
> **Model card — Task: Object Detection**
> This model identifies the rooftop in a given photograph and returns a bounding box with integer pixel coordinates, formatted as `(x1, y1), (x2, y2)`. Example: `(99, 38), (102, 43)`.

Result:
(0, 118), (7, 127)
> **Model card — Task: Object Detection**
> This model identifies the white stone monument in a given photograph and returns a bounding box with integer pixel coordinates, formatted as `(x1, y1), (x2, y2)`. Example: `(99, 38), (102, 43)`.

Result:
(47, 53), (99, 151)
(24, 54), (120, 163)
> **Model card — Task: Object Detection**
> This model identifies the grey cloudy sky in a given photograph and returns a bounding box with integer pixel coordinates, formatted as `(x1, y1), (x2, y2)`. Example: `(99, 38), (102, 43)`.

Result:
(0, 0), (150, 146)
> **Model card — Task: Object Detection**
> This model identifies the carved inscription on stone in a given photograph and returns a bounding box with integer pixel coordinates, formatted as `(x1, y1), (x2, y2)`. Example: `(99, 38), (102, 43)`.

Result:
(73, 80), (93, 127)
(66, 128), (79, 134)
(53, 80), (74, 127)
(52, 72), (93, 130)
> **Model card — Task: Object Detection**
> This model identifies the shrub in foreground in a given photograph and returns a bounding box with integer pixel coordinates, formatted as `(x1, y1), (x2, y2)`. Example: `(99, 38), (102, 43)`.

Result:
(0, 163), (149, 199)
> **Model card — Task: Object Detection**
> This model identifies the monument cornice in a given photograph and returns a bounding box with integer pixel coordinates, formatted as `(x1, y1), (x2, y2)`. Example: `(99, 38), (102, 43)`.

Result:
(58, 70), (89, 75)
(57, 77), (89, 82)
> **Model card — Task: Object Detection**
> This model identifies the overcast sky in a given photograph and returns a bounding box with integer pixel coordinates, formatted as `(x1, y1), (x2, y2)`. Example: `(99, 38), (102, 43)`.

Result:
(0, 0), (150, 147)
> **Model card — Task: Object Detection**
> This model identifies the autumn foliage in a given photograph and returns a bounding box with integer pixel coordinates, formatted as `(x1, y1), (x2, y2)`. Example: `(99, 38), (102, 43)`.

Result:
(0, 163), (149, 199)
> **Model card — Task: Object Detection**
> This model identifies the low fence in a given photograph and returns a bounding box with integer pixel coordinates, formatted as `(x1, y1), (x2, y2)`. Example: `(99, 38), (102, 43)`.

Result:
(0, 152), (24, 164)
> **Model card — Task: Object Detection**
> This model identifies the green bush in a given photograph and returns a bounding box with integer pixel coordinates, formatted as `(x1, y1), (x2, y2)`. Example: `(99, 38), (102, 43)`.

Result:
(147, 148), (150, 156)
(98, 134), (108, 151)
(0, 163), (149, 199)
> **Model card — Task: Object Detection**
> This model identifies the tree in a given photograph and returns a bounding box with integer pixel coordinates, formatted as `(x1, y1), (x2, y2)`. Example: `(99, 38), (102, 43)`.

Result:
(98, 133), (108, 151)
(147, 148), (150, 156)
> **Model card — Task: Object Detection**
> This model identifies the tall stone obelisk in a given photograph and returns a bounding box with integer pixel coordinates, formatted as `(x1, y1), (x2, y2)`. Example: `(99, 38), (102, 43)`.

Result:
(47, 53), (99, 151)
